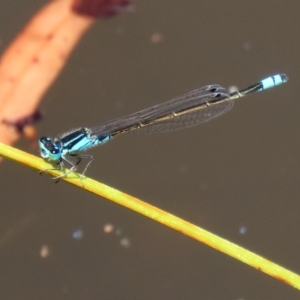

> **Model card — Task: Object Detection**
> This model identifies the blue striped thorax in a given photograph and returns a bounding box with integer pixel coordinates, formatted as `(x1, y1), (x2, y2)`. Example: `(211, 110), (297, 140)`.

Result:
(59, 128), (110, 155)
(39, 127), (111, 163)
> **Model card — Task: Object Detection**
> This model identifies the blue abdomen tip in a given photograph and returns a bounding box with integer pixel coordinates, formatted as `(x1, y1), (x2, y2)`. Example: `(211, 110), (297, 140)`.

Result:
(261, 74), (288, 90)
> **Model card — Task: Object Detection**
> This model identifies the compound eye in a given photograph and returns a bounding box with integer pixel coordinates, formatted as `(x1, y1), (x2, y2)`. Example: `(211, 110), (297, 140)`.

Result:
(40, 149), (49, 158)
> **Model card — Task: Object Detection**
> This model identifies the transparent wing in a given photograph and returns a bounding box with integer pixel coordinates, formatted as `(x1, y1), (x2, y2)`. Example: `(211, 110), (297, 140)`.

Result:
(91, 84), (233, 137)
(131, 99), (234, 134)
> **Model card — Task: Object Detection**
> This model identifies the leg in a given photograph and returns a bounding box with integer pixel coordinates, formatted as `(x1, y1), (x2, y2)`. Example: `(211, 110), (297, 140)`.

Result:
(40, 154), (94, 185)
(39, 159), (64, 176)
(67, 154), (94, 186)
(52, 155), (81, 179)
(79, 154), (94, 178)
(53, 154), (93, 187)
(39, 156), (79, 181)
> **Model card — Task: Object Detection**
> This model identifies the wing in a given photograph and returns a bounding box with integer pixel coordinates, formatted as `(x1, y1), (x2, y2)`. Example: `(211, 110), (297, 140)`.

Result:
(91, 84), (233, 137)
